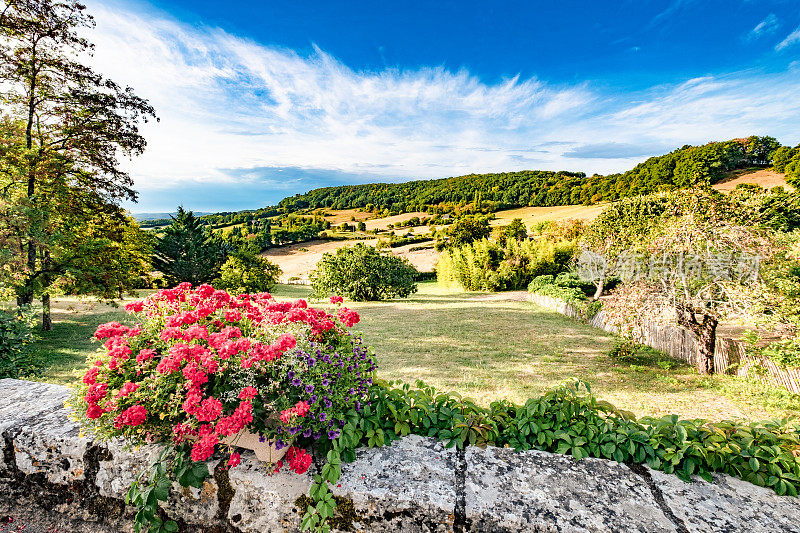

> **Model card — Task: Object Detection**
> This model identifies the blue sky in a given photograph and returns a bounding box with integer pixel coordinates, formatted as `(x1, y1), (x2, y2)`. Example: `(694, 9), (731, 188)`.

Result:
(81, 0), (800, 213)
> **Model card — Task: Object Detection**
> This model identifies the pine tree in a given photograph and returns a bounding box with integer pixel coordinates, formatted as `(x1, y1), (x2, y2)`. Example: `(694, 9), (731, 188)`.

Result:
(152, 208), (224, 286)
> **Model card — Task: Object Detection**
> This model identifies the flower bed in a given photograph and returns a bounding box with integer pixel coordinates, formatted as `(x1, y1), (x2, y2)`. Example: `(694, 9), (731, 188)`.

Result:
(69, 283), (374, 531)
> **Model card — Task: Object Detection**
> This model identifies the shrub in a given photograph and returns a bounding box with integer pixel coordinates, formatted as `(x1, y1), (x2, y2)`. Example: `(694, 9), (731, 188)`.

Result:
(310, 244), (418, 301)
(215, 253), (281, 295)
(527, 273), (602, 318)
(743, 331), (800, 369)
(338, 380), (800, 495)
(438, 238), (576, 291)
(0, 307), (39, 378)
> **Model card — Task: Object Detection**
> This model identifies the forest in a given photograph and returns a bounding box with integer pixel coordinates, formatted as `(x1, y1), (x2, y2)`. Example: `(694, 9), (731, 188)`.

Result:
(278, 136), (794, 214)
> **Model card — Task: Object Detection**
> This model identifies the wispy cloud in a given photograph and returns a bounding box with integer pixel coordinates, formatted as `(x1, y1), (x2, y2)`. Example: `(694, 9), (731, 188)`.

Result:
(745, 13), (779, 41)
(776, 25), (800, 51)
(81, 1), (800, 212)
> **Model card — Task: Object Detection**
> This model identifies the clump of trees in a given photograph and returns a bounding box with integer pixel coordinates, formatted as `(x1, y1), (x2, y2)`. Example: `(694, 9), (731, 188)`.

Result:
(310, 244), (418, 301)
(0, 0), (156, 329)
(437, 235), (576, 291)
(215, 252), (281, 295)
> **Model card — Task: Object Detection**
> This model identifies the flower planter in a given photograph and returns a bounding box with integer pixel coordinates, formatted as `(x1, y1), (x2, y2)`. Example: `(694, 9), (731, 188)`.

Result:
(221, 429), (288, 463)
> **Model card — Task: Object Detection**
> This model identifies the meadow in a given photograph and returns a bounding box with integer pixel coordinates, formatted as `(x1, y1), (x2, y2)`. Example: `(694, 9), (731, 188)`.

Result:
(29, 283), (800, 422)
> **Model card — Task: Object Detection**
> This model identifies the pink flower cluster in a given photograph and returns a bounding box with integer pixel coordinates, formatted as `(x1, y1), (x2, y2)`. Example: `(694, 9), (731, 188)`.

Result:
(80, 283), (359, 472)
(273, 446), (313, 475)
(279, 401), (311, 424)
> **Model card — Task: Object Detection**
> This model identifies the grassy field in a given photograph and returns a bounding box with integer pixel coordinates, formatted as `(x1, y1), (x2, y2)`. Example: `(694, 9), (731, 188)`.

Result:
(22, 283), (800, 421)
(491, 204), (608, 228)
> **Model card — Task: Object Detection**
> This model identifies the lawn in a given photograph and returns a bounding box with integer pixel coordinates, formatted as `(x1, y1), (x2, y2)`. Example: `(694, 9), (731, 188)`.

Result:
(23, 283), (800, 422)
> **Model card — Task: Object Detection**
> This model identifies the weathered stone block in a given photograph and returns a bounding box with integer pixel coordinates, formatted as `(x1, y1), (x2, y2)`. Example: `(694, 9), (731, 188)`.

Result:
(465, 445), (677, 532)
(333, 434), (458, 532)
(649, 467), (800, 533)
(227, 450), (312, 532)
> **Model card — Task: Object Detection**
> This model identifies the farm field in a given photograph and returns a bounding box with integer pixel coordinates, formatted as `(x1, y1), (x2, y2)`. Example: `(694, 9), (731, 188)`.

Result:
(712, 169), (792, 193)
(491, 203), (608, 228)
(26, 283), (799, 422)
(262, 238), (438, 282)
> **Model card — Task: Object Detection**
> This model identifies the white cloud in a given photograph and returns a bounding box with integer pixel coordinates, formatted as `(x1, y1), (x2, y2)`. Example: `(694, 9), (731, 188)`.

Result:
(746, 13), (779, 41)
(776, 25), (800, 51)
(81, 1), (800, 211)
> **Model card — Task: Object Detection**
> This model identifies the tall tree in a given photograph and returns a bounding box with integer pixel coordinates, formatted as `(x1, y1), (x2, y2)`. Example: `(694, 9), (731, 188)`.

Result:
(152, 207), (224, 286)
(0, 0), (156, 314)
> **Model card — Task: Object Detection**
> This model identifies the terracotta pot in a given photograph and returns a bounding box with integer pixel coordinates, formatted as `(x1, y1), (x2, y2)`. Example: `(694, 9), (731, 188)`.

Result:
(220, 429), (289, 463)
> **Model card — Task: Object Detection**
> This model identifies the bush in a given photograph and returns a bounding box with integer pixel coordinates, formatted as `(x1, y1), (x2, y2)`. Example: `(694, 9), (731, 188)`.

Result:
(0, 307), (39, 378)
(310, 244), (418, 301)
(527, 273), (603, 318)
(437, 238), (576, 291)
(215, 253), (281, 295)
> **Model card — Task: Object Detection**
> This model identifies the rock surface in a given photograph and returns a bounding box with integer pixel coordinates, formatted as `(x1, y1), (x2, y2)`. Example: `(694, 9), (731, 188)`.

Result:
(2, 378), (799, 532)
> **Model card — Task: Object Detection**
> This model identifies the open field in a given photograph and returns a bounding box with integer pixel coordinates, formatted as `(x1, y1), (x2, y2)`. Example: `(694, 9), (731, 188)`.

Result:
(713, 169), (792, 193)
(262, 238), (438, 282)
(491, 203), (608, 229)
(25, 283), (800, 422)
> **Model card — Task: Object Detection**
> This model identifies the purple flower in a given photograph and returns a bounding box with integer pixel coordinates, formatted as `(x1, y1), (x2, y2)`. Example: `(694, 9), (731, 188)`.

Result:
(305, 384), (314, 394)
(292, 378), (302, 386)
(328, 430), (340, 440)
(309, 394), (318, 404)
(319, 412), (327, 422)
(303, 429), (312, 438)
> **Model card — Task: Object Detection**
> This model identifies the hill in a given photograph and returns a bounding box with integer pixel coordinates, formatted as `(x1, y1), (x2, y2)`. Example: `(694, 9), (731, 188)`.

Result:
(278, 136), (783, 213)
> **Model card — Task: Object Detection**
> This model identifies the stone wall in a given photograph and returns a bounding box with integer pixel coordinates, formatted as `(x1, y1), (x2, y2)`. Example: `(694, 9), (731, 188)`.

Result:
(2, 378), (799, 532)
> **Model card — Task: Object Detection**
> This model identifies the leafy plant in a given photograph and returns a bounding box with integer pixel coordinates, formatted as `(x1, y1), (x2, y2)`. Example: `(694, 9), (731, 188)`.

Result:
(215, 252), (281, 295)
(310, 244), (418, 301)
(0, 306), (40, 378)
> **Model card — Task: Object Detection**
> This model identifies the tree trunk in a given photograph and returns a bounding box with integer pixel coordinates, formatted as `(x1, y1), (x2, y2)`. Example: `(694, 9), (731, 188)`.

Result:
(676, 305), (718, 375)
(695, 315), (718, 374)
(42, 292), (52, 331)
(593, 273), (605, 300)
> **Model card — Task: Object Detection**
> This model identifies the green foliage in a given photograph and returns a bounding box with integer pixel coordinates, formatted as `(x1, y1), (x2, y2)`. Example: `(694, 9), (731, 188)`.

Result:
(743, 331), (800, 369)
(438, 238), (576, 291)
(503, 218), (528, 243)
(126, 444), (210, 533)
(215, 252), (281, 295)
(376, 235), (432, 249)
(280, 137), (782, 214)
(303, 379), (800, 530)
(445, 216), (491, 247)
(527, 273), (603, 318)
(0, 306), (40, 378)
(152, 207), (225, 286)
(310, 244), (418, 301)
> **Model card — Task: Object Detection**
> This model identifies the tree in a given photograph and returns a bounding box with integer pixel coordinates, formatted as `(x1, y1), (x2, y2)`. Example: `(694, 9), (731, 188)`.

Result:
(503, 218), (527, 242)
(356, 221), (366, 232)
(0, 0), (156, 316)
(215, 251), (281, 295)
(446, 216), (491, 247)
(595, 189), (775, 374)
(310, 244), (418, 301)
(152, 207), (224, 286)
(1, 119), (152, 329)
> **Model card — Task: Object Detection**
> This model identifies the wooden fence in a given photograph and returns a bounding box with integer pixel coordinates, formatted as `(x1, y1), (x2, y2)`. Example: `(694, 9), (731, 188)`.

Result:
(529, 293), (800, 395)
